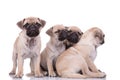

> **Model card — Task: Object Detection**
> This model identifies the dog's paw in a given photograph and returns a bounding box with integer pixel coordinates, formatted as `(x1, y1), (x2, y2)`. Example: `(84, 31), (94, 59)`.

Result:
(14, 73), (23, 78)
(49, 71), (56, 77)
(26, 72), (34, 77)
(42, 71), (48, 76)
(101, 72), (106, 78)
(35, 73), (44, 78)
(98, 72), (106, 78)
(9, 72), (15, 75)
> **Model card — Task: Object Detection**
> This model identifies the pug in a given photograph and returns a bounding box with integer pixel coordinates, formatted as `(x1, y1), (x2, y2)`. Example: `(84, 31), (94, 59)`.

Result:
(64, 26), (83, 49)
(56, 27), (106, 78)
(9, 17), (46, 78)
(40, 25), (67, 77)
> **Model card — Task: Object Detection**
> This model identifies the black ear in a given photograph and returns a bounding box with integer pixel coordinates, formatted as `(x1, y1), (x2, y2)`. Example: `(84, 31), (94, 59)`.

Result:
(38, 18), (46, 27)
(17, 19), (25, 29)
(78, 32), (83, 35)
(94, 31), (102, 40)
(46, 27), (53, 36)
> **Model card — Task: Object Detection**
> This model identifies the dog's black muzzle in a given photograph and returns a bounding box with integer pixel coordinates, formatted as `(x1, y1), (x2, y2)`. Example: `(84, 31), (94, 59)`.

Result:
(58, 30), (68, 41)
(67, 32), (80, 43)
(26, 25), (40, 37)
(100, 39), (105, 44)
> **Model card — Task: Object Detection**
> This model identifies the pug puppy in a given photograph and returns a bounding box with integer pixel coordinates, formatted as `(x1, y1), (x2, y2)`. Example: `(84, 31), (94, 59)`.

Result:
(9, 17), (46, 78)
(40, 25), (67, 77)
(56, 27), (106, 78)
(64, 26), (83, 49)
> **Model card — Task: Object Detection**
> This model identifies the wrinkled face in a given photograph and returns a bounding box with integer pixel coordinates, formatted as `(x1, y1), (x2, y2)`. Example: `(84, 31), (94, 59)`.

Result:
(63, 26), (83, 49)
(86, 27), (105, 47)
(23, 21), (41, 37)
(54, 28), (68, 41)
(94, 30), (105, 47)
(17, 17), (46, 37)
(67, 27), (83, 43)
(46, 25), (68, 41)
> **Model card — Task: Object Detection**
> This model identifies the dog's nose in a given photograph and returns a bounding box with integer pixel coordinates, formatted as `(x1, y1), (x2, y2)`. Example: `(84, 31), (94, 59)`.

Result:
(101, 40), (104, 44)
(67, 32), (80, 43)
(61, 30), (68, 38)
(58, 30), (68, 41)
(30, 25), (36, 30)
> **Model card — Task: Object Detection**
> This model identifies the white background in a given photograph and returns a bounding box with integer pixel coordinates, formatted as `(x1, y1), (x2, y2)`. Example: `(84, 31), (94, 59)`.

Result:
(0, 0), (120, 80)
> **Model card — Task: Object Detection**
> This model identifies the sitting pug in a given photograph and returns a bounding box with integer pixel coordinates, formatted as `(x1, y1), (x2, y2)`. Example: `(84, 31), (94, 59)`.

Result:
(56, 27), (106, 78)
(40, 25), (68, 77)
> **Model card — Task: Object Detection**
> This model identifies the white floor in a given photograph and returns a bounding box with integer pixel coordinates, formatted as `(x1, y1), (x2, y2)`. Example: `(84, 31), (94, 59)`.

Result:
(1, 61), (107, 80)
(10, 76), (106, 80)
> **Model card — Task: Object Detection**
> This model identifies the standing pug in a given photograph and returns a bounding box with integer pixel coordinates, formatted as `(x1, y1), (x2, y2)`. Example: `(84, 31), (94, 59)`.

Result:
(9, 17), (46, 78)
(40, 25), (67, 77)
(56, 27), (106, 78)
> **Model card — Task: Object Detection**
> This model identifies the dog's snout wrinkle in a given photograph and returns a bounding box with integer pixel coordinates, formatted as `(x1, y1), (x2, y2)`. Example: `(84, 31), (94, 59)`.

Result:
(58, 30), (68, 41)
(67, 32), (79, 43)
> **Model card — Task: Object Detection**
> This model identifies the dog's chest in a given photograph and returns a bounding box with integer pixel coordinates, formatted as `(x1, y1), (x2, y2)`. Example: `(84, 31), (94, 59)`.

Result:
(22, 39), (37, 58)
(53, 44), (65, 62)
(55, 44), (65, 55)
(26, 38), (36, 49)
(90, 50), (97, 61)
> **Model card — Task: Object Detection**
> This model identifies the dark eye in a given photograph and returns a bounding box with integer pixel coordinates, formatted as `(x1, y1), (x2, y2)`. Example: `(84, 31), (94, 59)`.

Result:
(55, 30), (60, 33)
(23, 23), (29, 29)
(36, 22), (42, 27)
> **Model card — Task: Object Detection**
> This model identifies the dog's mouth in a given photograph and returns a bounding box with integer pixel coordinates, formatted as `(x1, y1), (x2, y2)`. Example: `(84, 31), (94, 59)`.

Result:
(58, 30), (68, 41)
(24, 24), (40, 37)
(100, 40), (104, 44)
(26, 30), (39, 37)
(67, 32), (80, 43)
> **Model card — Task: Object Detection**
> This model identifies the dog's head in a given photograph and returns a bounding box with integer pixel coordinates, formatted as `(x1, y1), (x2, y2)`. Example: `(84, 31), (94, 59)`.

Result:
(46, 24), (67, 41)
(67, 26), (83, 43)
(93, 27), (105, 47)
(64, 26), (83, 49)
(82, 27), (105, 48)
(17, 17), (46, 37)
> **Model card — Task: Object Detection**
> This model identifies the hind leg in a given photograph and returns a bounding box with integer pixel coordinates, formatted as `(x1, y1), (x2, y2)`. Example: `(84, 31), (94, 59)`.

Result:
(61, 72), (87, 79)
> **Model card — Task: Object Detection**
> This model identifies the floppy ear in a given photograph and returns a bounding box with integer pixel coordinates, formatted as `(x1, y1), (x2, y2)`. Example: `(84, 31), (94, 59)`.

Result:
(46, 27), (53, 36)
(38, 18), (46, 27)
(94, 31), (102, 40)
(17, 19), (25, 30)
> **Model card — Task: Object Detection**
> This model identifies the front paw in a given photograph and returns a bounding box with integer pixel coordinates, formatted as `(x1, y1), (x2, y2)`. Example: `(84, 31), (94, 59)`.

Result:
(98, 72), (106, 78)
(42, 71), (48, 76)
(26, 72), (34, 77)
(9, 71), (15, 75)
(101, 72), (106, 78)
(35, 73), (43, 78)
(49, 71), (56, 77)
(14, 73), (23, 78)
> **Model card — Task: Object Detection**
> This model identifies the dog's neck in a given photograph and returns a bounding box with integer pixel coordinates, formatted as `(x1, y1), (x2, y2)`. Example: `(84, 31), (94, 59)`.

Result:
(50, 37), (64, 46)
(26, 38), (35, 48)
(22, 31), (39, 48)
(76, 39), (97, 61)
(47, 37), (65, 53)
